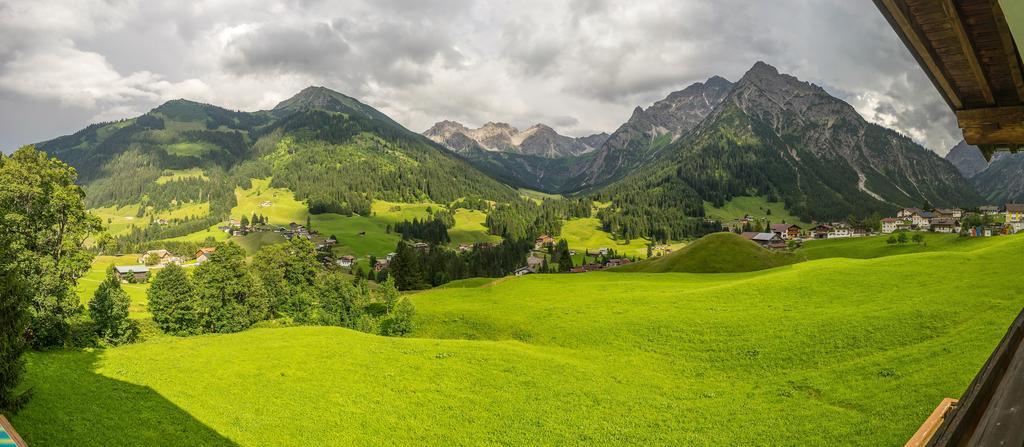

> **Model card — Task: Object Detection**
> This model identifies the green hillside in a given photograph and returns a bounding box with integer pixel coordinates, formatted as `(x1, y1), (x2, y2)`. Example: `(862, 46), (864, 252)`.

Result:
(37, 87), (518, 254)
(797, 233), (1011, 260)
(614, 232), (800, 273)
(14, 236), (1024, 445)
(703, 195), (810, 227)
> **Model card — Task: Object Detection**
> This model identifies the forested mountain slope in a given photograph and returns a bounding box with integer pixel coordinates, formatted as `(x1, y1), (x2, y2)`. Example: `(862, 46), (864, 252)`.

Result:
(36, 86), (518, 246)
(595, 62), (980, 241)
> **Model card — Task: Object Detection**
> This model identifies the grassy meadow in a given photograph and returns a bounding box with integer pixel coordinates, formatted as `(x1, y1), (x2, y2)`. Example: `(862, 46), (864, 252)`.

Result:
(75, 255), (153, 319)
(15, 233), (1024, 445)
(704, 196), (810, 227)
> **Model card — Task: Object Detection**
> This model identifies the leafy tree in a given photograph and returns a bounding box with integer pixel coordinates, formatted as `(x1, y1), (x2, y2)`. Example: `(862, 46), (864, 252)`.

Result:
(0, 257), (30, 412)
(886, 235), (898, 245)
(380, 297), (415, 336)
(192, 242), (269, 333)
(252, 238), (319, 321)
(148, 263), (200, 336)
(315, 271), (364, 327)
(88, 267), (138, 345)
(143, 252), (162, 266)
(912, 233), (924, 245)
(0, 146), (101, 348)
(897, 232), (909, 245)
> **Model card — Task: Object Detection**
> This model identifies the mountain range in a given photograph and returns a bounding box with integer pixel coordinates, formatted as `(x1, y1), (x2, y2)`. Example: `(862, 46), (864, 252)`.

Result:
(945, 140), (1024, 203)
(33, 61), (993, 245)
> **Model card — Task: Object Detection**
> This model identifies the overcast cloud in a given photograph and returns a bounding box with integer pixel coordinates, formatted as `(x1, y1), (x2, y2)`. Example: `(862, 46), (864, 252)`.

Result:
(0, 0), (961, 155)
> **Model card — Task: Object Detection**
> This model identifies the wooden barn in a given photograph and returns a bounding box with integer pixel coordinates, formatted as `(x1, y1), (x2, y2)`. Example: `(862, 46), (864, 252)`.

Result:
(874, 1), (1024, 445)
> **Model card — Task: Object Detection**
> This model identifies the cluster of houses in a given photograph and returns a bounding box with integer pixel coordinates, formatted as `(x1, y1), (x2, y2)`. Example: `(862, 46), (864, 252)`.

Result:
(220, 220), (337, 250)
(882, 204), (1024, 236)
(114, 247), (218, 282)
(512, 235), (631, 275)
(733, 204), (1024, 251)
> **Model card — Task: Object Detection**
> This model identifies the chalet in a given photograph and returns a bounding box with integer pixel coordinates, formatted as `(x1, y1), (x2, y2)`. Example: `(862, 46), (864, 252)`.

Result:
(259, 200), (273, 207)
(930, 218), (960, 234)
(770, 223), (801, 240)
(336, 255), (355, 268)
(386, 252), (397, 261)
(910, 211), (934, 230)
(411, 242), (430, 251)
(195, 247), (216, 264)
(513, 266), (535, 276)
(606, 258), (632, 268)
(755, 232), (785, 248)
(457, 243), (474, 253)
(881, 218), (911, 234)
(851, 226), (870, 237)
(739, 231), (759, 241)
(934, 208), (963, 219)
(897, 208), (923, 218)
(114, 265), (149, 283)
(828, 224), (852, 239)
(534, 235), (555, 250)
(808, 225), (829, 239)
(979, 205), (1001, 216)
(1006, 204), (1024, 223)
(373, 260), (389, 272)
(139, 249), (177, 266)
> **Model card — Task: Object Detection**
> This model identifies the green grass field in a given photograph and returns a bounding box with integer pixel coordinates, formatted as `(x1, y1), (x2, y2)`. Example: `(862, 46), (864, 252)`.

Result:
(90, 202), (211, 237)
(560, 217), (674, 259)
(797, 233), (1008, 260)
(76, 255), (152, 319)
(704, 196), (809, 227)
(16, 234), (1024, 445)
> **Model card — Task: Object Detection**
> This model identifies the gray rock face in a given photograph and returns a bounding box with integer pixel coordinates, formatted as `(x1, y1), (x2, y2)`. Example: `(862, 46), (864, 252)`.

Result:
(677, 61), (979, 213)
(971, 152), (1024, 203)
(577, 75), (735, 187)
(423, 121), (603, 158)
(945, 140), (990, 179)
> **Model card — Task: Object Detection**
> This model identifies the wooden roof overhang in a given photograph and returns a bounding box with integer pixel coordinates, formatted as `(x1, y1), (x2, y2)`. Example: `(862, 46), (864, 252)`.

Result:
(874, 0), (1024, 159)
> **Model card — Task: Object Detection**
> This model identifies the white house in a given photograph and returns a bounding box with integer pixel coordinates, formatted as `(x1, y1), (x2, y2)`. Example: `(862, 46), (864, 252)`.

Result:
(881, 218), (910, 234)
(827, 225), (852, 239)
(336, 255), (355, 268)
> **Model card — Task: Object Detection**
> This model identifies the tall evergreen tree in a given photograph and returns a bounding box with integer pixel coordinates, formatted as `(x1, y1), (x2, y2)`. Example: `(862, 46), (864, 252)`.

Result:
(148, 263), (200, 336)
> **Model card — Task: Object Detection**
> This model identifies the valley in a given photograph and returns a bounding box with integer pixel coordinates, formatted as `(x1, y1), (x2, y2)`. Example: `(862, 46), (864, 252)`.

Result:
(12, 235), (1024, 445)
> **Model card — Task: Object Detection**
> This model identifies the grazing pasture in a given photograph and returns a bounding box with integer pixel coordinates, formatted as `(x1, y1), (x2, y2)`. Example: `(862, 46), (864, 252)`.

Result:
(15, 234), (1024, 445)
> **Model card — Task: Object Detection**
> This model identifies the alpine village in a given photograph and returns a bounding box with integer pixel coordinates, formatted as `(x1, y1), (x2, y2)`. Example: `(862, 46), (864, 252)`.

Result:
(2, 1), (1024, 446)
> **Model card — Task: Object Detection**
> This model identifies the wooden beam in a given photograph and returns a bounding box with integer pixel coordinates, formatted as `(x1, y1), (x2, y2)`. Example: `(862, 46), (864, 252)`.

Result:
(878, 0), (963, 109)
(957, 105), (1024, 147)
(906, 398), (958, 447)
(992, 1), (1024, 102)
(944, 0), (994, 105)
(0, 415), (28, 447)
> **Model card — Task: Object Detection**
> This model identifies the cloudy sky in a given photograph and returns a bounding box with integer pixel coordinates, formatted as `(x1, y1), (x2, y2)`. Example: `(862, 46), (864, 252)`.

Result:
(0, 0), (961, 154)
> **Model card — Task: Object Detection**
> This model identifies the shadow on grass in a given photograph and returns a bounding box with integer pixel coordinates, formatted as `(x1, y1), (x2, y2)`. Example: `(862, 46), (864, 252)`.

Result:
(10, 350), (237, 447)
